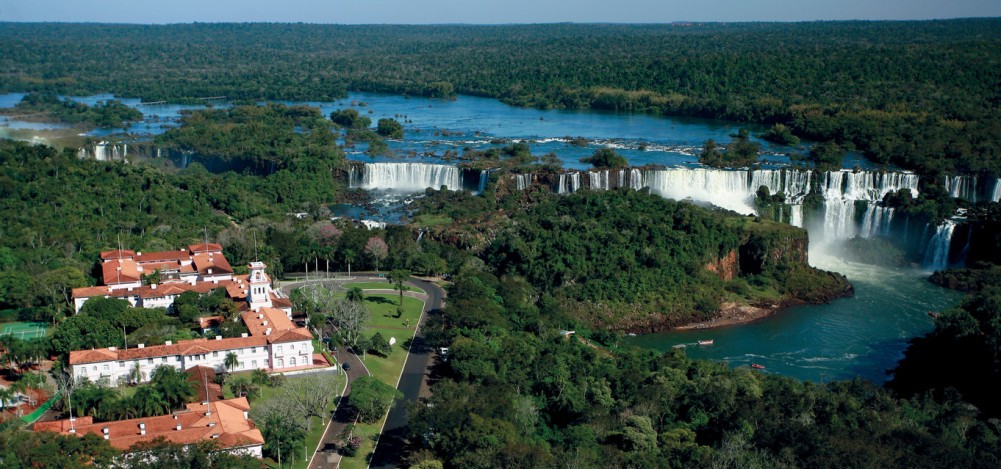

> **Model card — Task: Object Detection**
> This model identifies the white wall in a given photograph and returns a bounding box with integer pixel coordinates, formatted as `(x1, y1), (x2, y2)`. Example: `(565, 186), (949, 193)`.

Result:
(269, 340), (314, 369)
(73, 342), (273, 387)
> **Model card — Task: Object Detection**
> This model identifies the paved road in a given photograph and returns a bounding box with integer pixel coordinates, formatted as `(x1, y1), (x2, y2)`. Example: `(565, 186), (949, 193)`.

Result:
(368, 277), (444, 469)
(284, 274), (444, 469)
(309, 343), (367, 469)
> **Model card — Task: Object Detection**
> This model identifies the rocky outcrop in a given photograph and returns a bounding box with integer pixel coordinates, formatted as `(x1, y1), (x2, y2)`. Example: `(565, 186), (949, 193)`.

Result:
(706, 250), (739, 280)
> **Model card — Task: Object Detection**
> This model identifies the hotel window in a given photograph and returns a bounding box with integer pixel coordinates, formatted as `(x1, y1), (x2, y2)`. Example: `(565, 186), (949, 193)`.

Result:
(213, 351), (219, 358)
(251, 347), (256, 353)
(290, 344), (295, 350)
(277, 346), (282, 354)
(252, 360), (258, 368)
(118, 361), (125, 368)
(176, 355), (181, 362)
(103, 364), (109, 372)
(147, 358), (153, 364)
(81, 367), (87, 375)
(161, 357), (167, 363)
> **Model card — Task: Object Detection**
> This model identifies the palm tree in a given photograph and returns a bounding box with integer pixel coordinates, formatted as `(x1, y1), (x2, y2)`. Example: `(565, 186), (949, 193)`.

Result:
(112, 398), (140, 420)
(149, 366), (195, 410)
(346, 286), (364, 303)
(128, 361), (145, 385)
(342, 248), (356, 277)
(250, 369), (270, 398)
(132, 386), (167, 417)
(224, 352), (240, 374)
(388, 269), (410, 317)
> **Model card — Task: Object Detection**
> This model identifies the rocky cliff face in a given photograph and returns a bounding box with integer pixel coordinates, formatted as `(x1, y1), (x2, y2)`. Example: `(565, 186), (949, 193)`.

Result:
(706, 224), (810, 279)
(706, 250), (739, 280)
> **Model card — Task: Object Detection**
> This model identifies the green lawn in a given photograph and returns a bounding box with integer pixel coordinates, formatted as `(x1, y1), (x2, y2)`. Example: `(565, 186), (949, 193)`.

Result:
(344, 281), (425, 293)
(338, 292), (425, 469)
(283, 285), (425, 468)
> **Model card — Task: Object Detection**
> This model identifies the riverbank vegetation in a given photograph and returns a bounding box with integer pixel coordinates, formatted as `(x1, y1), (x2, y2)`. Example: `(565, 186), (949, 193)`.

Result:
(406, 271), (1001, 468)
(417, 188), (851, 331)
(1, 21), (998, 176)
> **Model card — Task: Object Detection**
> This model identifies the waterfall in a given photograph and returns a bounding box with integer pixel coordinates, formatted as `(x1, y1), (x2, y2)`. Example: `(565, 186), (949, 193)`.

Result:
(513, 174), (534, 190)
(944, 175), (978, 202)
(627, 168), (644, 190)
(819, 170), (918, 241)
(822, 170), (919, 201)
(556, 173), (581, 194)
(351, 162), (461, 191)
(923, 220), (956, 271)
(790, 205), (803, 228)
(823, 200), (859, 240)
(749, 169), (812, 203)
(477, 170), (489, 194)
(77, 142), (129, 162)
(589, 170), (611, 190)
(643, 168), (757, 214)
(858, 205), (895, 238)
(993, 179), (1001, 203)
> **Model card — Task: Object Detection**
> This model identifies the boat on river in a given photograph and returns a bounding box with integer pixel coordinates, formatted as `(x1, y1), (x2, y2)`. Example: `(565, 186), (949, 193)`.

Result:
(751, 363), (766, 370)
(927, 311), (940, 318)
(698, 339), (714, 345)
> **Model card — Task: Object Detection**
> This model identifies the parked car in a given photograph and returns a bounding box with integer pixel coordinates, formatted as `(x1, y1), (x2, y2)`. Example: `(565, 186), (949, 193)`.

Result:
(342, 363), (351, 371)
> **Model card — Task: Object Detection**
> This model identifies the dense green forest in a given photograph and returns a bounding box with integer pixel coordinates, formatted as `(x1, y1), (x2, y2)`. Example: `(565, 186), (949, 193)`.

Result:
(406, 270), (1001, 468)
(1, 21), (999, 175)
(155, 103), (344, 174)
(415, 188), (850, 330)
(0, 92), (142, 128)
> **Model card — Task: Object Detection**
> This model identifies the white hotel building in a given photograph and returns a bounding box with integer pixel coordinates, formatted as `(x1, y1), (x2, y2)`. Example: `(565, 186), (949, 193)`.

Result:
(69, 261), (315, 386)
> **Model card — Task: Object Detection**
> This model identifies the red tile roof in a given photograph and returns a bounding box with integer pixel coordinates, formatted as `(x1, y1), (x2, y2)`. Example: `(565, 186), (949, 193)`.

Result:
(192, 252), (233, 276)
(241, 308), (296, 337)
(134, 249), (192, 263)
(102, 259), (141, 285)
(69, 336), (270, 365)
(186, 366), (224, 402)
(189, 243), (223, 254)
(197, 316), (224, 329)
(35, 397), (264, 452)
(100, 250), (135, 261)
(73, 280), (234, 301)
(268, 328), (314, 344)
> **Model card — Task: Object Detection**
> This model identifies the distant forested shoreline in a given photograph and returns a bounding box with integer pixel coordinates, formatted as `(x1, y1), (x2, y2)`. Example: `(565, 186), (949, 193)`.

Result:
(0, 20), (998, 176)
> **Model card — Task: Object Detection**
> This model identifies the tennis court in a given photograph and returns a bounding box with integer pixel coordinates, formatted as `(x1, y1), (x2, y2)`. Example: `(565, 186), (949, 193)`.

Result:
(0, 322), (47, 340)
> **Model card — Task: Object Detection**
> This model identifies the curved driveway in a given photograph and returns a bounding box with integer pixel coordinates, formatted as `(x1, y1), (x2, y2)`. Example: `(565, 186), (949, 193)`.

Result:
(283, 273), (444, 469)
(368, 276), (443, 469)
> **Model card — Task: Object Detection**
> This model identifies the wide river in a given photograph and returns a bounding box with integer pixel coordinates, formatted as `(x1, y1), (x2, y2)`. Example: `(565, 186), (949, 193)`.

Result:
(0, 91), (957, 382)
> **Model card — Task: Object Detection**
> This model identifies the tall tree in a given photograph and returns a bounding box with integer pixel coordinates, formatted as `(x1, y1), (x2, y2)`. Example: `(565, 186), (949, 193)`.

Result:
(364, 237), (389, 272)
(348, 376), (403, 423)
(149, 365), (195, 411)
(387, 269), (411, 315)
(224, 352), (240, 374)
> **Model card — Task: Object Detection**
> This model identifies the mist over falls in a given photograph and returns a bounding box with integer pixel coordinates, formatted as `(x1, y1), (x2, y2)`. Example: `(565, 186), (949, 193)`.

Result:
(347, 161), (995, 270)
